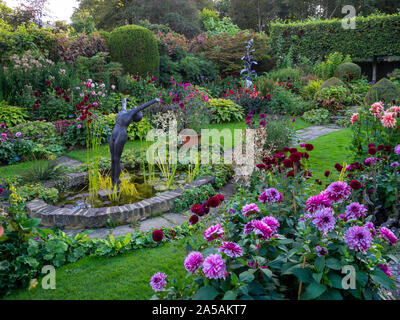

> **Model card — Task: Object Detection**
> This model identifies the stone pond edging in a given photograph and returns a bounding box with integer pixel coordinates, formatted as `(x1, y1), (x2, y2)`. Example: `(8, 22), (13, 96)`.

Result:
(27, 175), (215, 229)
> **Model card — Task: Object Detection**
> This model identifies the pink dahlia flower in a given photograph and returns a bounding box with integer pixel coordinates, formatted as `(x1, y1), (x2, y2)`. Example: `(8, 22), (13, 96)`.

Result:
(150, 272), (167, 292)
(369, 101), (384, 117)
(306, 194), (331, 213)
(364, 222), (377, 236)
(203, 254), (227, 279)
(394, 144), (400, 155)
(350, 113), (358, 124)
(324, 181), (351, 203)
(312, 208), (336, 234)
(377, 264), (392, 278)
(241, 203), (260, 217)
(218, 241), (243, 258)
(252, 220), (274, 239)
(344, 202), (368, 221)
(203, 224), (224, 242)
(379, 227), (398, 245)
(345, 226), (373, 252)
(243, 221), (254, 234)
(381, 111), (396, 128)
(184, 251), (204, 274)
(261, 216), (280, 233)
(259, 188), (283, 204)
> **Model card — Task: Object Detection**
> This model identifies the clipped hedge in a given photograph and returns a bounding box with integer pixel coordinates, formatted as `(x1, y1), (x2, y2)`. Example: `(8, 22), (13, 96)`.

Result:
(270, 13), (400, 62)
(320, 77), (349, 93)
(334, 62), (362, 81)
(108, 25), (160, 77)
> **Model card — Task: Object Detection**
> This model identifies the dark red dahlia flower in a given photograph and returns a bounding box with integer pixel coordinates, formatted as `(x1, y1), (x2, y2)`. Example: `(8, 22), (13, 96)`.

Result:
(152, 229), (164, 242)
(349, 180), (362, 190)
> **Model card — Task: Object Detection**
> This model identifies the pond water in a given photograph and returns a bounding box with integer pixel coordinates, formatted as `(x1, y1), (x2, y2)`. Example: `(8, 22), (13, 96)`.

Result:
(56, 171), (189, 209)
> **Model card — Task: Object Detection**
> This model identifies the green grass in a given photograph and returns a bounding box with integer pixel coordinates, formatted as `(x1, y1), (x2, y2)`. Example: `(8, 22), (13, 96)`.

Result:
(5, 239), (191, 300)
(300, 128), (352, 182)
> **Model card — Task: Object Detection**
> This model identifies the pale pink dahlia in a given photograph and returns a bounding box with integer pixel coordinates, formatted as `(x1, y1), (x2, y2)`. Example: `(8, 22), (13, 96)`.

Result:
(241, 203), (260, 217)
(202, 254), (227, 279)
(261, 216), (280, 233)
(345, 226), (373, 252)
(344, 202), (368, 221)
(259, 188), (283, 204)
(312, 208), (336, 234)
(184, 251), (204, 274)
(203, 224), (224, 242)
(324, 181), (351, 203)
(150, 272), (167, 292)
(306, 194), (331, 213)
(369, 101), (384, 117)
(379, 227), (398, 245)
(218, 241), (243, 258)
(381, 111), (396, 128)
(350, 113), (358, 124)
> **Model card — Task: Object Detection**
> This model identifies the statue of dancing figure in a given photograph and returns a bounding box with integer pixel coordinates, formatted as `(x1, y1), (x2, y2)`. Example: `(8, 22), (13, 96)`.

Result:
(110, 97), (160, 186)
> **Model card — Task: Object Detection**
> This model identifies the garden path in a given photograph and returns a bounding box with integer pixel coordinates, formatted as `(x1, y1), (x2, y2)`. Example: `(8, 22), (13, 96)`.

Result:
(294, 124), (342, 142)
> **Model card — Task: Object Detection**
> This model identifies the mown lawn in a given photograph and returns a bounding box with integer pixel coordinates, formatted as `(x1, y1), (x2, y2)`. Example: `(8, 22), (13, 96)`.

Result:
(5, 238), (192, 300)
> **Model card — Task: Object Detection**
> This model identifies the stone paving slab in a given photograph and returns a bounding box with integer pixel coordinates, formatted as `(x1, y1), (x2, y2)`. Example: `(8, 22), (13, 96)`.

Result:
(295, 125), (341, 142)
(112, 225), (137, 238)
(138, 216), (176, 233)
(162, 213), (188, 225)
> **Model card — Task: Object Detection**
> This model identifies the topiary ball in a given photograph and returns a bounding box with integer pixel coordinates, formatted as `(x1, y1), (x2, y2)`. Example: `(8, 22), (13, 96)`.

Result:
(364, 78), (400, 106)
(334, 62), (362, 81)
(320, 77), (350, 94)
(108, 25), (160, 78)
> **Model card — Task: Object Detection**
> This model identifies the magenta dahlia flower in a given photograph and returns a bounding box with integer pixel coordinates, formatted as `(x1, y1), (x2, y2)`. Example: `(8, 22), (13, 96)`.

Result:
(184, 251), (204, 274)
(202, 254), (227, 279)
(323, 181), (351, 203)
(395, 144), (400, 155)
(261, 216), (280, 233)
(259, 188), (283, 204)
(150, 272), (167, 292)
(377, 264), (392, 278)
(203, 224), (224, 242)
(345, 226), (373, 252)
(306, 194), (331, 213)
(344, 202), (368, 221)
(241, 203), (260, 217)
(252, 220), (274, 239)
(218, 241), (243, 258)
(379, 227), (398, 245)
(312, 208), (336, 234)
(243, 221), (254, 234)
(365, 222), (377, 236)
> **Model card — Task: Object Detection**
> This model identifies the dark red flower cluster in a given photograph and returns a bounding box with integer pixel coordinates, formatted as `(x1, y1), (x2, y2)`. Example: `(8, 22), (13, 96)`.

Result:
(188, 194), (224, 225)
(277, 79), (299, 93)
(152, 229), (164, 242)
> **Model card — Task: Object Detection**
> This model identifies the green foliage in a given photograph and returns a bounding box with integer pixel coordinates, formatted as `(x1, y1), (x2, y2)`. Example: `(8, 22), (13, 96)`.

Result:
(269, 86), (309, 115)
(174, 183), (215, 213)
(15, 184), (59, 204)
(266, 67), (303, 83)
(334, 62), (362, 82)
(314, 52), (352, 80)
(108, 25), (160, 78)
(207, 98), (244, 123)
(364, 78), (400, 106)
(263, 115), (296, 152)
(270, 13), (400, 63)
(19, 159), (67, 184)
(315, 86), (348, 114)
(0, 102), (29, 127)
(202, 15), (241, 36)
(301, 79), (323, 100)
(320, 77), (349, 93)
(254, 77), (276, 96)
(302, 108), (330, 125)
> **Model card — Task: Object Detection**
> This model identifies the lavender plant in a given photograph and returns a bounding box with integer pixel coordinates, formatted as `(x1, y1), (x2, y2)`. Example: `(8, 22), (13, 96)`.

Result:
(241, 39), (258, 88)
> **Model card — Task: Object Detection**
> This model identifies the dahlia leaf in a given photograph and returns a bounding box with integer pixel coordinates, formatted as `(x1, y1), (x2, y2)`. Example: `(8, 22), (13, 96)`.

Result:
(325, 258), (342, 270)
(292, 268), (313, 284)
(301, 283), (327, 300)
(327, 273), (343, 289)
(239, 270), (255, 283)
(222, 290), (237, 300)
(319, 288), (343, 300)
(370, 269), (395, 289)
(193, 286), (219, 300)
(356, 271), (368, 286)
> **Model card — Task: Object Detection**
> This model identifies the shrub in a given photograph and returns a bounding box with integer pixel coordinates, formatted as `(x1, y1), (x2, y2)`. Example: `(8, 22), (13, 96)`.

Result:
(207, 98), (244, 123)
(315, 86), (348, 115)
(197, 31), (270, 75)
(109, 25), (160, 77)
(268, 86), (308, 115)
(301, 79), (323, 100)
(320, 77), (349, 93)
(103, 113), (151, 141)
(177, 53), (219, 84)
(270, 13), (400, 63)
(10, 121), (57, 142)
(302, 108), (330, 125)
(118, 74), (159, 105)
(254, 77), (276, 96)
(334, 62), (362, 81)
(314, 52), (352, 80)
(0, 102), (29, 127)
(364, 78), (400, 106)
(266, 67), (303, 83)
(263, 115), (296, 152)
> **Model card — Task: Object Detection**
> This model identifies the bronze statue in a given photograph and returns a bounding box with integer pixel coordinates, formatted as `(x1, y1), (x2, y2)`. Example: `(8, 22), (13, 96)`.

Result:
(110, 98), (160, 186)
